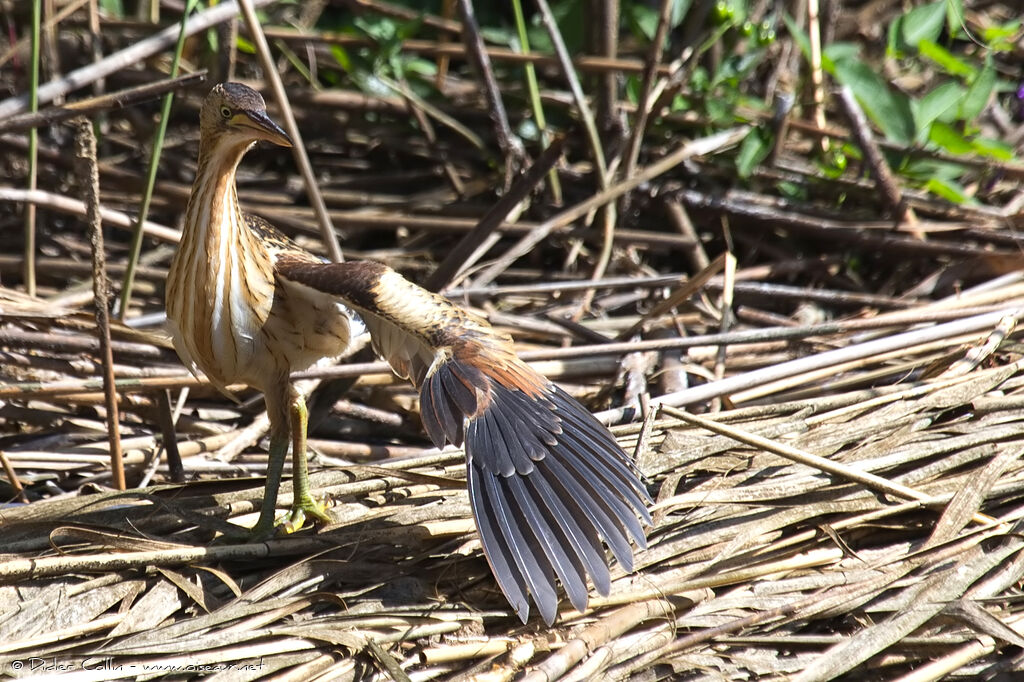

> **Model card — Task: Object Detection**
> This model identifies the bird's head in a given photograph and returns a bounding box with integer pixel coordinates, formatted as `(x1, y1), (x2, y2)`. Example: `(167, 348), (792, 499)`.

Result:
(199, 82), (293, 151)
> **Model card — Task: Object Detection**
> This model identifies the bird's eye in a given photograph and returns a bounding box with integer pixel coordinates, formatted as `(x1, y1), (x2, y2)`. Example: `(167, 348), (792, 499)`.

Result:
(220, 106), (232, 119)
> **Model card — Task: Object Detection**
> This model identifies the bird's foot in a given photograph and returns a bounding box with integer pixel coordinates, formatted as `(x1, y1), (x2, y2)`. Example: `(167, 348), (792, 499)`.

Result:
(246, 519), (277, 542)
(277, 494), (334, 533)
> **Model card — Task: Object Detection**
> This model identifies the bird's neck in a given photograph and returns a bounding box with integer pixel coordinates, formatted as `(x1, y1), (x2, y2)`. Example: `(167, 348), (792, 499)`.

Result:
(182, 142), (264, 264)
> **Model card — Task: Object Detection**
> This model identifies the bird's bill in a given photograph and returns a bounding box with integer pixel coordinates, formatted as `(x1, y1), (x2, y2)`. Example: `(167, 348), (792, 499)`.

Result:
(235, 110), (293, 147)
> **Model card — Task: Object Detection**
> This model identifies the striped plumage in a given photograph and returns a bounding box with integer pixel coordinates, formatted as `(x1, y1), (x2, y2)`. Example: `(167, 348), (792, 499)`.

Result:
(167, 82), (651, 625)
(166, 85), (358, 394)
(166, 83), (362, 535)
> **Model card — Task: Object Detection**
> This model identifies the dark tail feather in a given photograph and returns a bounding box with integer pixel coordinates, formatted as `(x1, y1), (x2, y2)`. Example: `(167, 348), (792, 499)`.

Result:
(472, 466), (559, 623)
(421, 360), (488, 448)
(464, 378), (650, 624)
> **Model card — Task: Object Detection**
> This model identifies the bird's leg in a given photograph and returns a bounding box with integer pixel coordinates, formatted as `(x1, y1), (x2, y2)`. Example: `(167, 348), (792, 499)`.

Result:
(250, 405), (289, 539)
(281, 388), (333, 532)
(248, 385), (332, 537)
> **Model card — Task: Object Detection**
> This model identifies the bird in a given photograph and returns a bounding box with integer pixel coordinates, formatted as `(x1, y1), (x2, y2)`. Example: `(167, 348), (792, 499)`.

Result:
(166, 82), (651, 625)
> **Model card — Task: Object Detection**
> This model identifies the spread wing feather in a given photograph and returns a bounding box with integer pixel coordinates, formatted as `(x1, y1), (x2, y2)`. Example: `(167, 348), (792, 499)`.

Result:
(479, 469), (559, 624)
(468, 465), (530, 617)
(275, 257), (651, 624)
(527, 461), (611, 596)
(505, 473), (589, 614)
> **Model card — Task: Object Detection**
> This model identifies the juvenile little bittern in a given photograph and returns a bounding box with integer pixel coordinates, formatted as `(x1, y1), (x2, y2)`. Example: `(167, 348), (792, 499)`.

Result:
(166, 82), (651, 625)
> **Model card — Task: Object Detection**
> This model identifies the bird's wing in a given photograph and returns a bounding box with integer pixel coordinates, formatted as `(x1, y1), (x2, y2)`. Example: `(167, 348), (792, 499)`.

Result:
(275, 257), (651, 625)
(244, 212), (302, 251)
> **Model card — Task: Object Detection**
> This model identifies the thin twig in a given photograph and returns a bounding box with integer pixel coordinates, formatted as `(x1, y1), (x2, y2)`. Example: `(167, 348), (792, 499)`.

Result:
(712, 253), (737, 408)
(119, 4), (198, 319)
(237, 0), (343, 262)
(662, 197), (710, 271)
(589, 0), (620, 137)
(346, 0), (461, 33)
(435, 0), (458, 88)
(425, 135), (567, 292)
(523, 599), (677, 681)
(155, 390), (185, 484)
(621, 0), (675, 185)
(807, 0), (827, 153)
(366, 640), (414, 682)
(456, 0), (526, 180)
(0, 187), (180, 242)
(0, 450), (28, 504)
(74, 116), (125, 491)
(838, 85), (917, 228)
(264, 26), (684, 75)
(22, 0), (41, 298)
(0, 0), (277, 118)
(470, 127), (748, 288)
(0, 73), (206, 135)
(396, 77), (464, 197)
(534, 0), (614, 316)
(645, 307), (1019, 411)
(511, 0), (561, 204)
(661, 406), (999, 527)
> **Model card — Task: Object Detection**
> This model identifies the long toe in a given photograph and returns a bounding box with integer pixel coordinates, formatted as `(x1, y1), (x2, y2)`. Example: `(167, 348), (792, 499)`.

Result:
(280, 495), (334, 533)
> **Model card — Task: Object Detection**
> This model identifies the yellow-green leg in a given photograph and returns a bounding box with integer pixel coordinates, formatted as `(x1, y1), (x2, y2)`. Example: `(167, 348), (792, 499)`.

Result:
(250, 386), (332, 538)
(250, 425), (288, 538)
(281, 392), (333, 532)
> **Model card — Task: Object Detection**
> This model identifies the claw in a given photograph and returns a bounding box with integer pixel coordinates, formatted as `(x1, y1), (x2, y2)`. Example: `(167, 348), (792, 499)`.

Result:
(278, 494), (333, 533)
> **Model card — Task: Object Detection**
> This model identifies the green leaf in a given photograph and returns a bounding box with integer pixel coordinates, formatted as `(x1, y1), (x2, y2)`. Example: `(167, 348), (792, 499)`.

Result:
(886, 14), (902, 56)
(928, 120), (973, 154)
(626, 3), (660, 42)
(776, 180), (806, 200)
(670, 0), (694, 28)
(706, 96), (732, 124)
(959, 61), (995, 121)
(904, 155), (967, 181)
(736, 93), (771, 115)
(235, 35), (256, 55)
(918, 40), (976, 78)
(970, 136), (1014, 161)
(205, 27), (219, 53)
(945, 0), (967, 39)
(981, 19), (1021, 51)
(670, 94), (690, 112)
(690, 66), (710, 93)
(924, 177), (972, 204)
(625, 75), (641, 105)
(354, 15), (397, 42)
(736, 128), (771, 178)
(99, 0), (124, 16)
(839, 141), (862, 163)
(403, 58), (438, 78)
(818, 145), (849, 179)
(480, 26), (517, 44)
(900, 1), (947, 48)
(713, 51), (763, 88)
(913, 82), (965, 143)
(782, 13), (811, 62)
(833, 60), (915, 144)
(393, 17), (423, 42)
(822, 42), (861, 70)
(330, 45), (353, 72)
